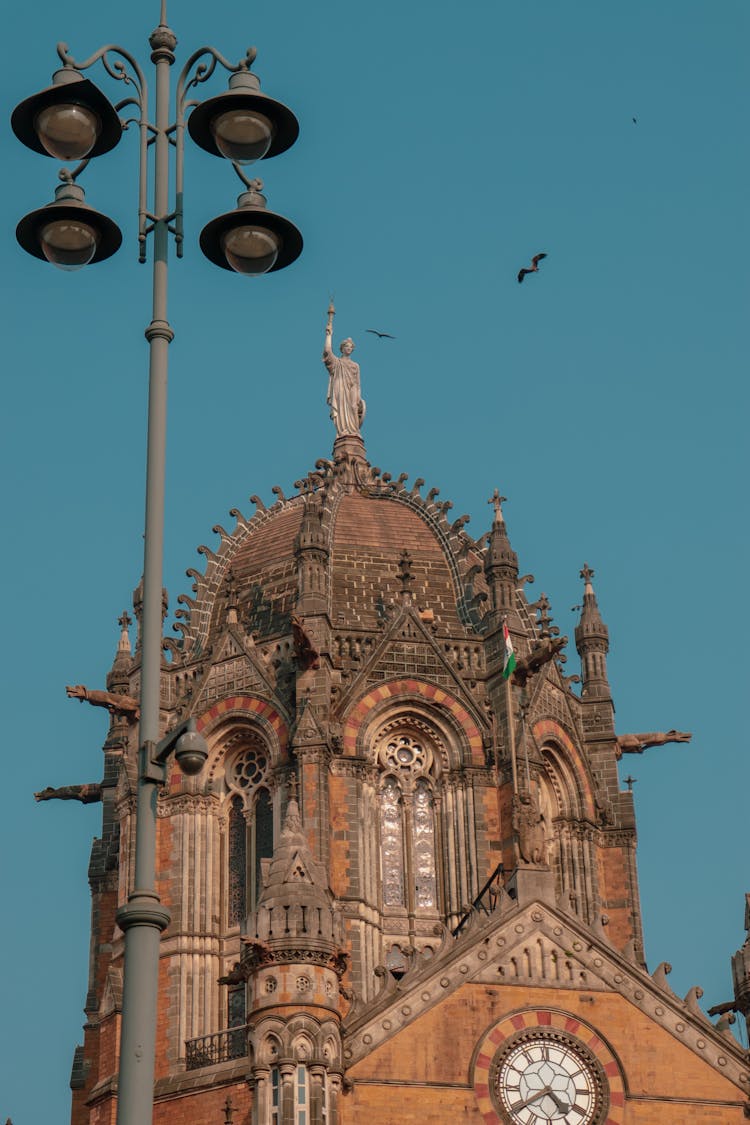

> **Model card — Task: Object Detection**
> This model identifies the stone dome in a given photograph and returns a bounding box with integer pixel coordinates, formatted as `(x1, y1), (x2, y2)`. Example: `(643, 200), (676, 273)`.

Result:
(171, 448), (492, 661)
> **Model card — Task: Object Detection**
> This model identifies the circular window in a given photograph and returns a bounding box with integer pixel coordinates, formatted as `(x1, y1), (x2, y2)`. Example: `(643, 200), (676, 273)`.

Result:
(382, 734), (427, 773)
(227, 744), (268, 792)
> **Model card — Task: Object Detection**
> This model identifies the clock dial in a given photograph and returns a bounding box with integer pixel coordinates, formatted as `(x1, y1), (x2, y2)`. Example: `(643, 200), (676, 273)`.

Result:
(492, 1029), (606, 1125)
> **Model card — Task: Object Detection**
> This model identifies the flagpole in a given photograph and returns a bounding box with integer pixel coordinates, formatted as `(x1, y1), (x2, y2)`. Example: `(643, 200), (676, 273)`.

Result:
(501, 617), (519, 795)
(505, 675), (519, 795)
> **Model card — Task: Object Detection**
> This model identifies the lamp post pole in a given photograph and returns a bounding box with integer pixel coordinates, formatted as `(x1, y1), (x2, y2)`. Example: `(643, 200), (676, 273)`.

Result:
(12, 6), (302, 1123)
(114, 18), (176, 1125)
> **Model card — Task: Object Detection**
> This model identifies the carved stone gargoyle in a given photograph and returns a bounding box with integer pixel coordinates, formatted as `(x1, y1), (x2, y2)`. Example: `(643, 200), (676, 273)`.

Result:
(66, 684), (140, 722)
(511, 635), (567, 687)
(615, 730), (691, 759)
(34, 783), (102, 805)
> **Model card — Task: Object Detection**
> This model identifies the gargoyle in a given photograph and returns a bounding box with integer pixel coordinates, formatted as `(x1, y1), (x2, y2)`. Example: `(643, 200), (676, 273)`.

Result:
(66, 684), (140, 721)
(291, 614), (320, 670)
(511, 635), (567, 687)
(615, 730), (691, 759)
(217, 962), (246, 986)
(34, 783), (103, 805)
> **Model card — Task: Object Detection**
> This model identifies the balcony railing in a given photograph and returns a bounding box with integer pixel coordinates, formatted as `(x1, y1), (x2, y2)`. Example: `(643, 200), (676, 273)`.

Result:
(185, 1024), (248, 1071)
(452, 862), (506, 936)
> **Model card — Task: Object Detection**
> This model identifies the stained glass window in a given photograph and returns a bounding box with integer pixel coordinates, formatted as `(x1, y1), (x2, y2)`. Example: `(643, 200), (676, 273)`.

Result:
(228, 795), (247, 925)
(413, 781), (437, 909)
(380, 777), (405, 907)
(228, 984), (246, 1028)
(255, 788), (274, 908)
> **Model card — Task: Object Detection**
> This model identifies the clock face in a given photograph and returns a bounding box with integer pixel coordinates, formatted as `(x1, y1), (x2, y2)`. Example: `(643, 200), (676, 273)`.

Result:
(492, 1030), (605, 1125)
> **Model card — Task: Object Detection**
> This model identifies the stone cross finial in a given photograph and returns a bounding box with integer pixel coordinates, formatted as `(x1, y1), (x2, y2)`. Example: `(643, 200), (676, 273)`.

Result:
(535, 593), (556, 638)
(223, 1095), (235, 1124)
(288, 771), (298, 801)
(118, 610), (132, 631)
(580, 562), (595, 586)
(624, 775), (637, 791)
(488, 489), (507, 524)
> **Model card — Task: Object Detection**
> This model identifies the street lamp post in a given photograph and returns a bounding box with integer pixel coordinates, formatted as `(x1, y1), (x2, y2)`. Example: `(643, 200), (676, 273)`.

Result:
(12, 6), (302, 1124)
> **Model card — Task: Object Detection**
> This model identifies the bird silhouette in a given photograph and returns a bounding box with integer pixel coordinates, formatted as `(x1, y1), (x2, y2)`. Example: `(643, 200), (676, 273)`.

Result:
(517, 252), (547, 284)
(632, 116), (637, 124)
(366, 329), (396, 339)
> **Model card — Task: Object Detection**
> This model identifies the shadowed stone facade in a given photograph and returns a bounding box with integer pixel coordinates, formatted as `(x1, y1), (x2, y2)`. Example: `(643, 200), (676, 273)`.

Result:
(68, 431), (750, 1124)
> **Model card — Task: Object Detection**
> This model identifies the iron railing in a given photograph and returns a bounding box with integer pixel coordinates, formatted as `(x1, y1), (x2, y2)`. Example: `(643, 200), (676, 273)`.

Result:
(452, 862), (506, 936)
(185, 1024), (248, 1071)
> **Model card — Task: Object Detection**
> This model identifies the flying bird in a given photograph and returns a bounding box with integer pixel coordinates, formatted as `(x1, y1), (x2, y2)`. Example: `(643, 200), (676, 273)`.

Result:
(632, 116), (637, 124)
(517, 252), (547, 284)
(366, 329), (396, 339)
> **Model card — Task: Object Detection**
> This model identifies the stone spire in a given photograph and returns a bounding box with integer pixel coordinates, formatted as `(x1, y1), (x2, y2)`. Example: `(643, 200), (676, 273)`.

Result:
(484, 489), (519, 621)
(242, 795), (345, 974)
(574, 564), (611, 700)
(107, 611), (133, 694)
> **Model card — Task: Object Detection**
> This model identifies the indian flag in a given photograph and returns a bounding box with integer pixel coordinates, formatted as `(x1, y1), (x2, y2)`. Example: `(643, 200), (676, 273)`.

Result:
(501, 621), (517, 680)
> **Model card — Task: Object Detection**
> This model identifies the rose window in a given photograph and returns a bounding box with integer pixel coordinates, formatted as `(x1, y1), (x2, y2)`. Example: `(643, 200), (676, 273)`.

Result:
(227, 745), (268, 792)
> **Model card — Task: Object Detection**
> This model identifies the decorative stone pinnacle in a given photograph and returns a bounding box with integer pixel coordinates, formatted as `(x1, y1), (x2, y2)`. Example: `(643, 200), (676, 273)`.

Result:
(398, 550), (415, 602)
(580, 562), (595, 590)
(283, 795), (303, 837)
(224, 568), (238, 624)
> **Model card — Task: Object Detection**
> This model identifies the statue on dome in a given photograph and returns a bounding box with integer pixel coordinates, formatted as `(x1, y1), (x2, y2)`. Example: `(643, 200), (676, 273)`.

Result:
(322, 301), (365, 437)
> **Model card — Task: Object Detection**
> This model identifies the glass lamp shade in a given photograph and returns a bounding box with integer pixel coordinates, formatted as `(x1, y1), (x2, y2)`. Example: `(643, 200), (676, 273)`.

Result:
(210, 108), (274, 164)
(16, 184), (122, 267)
(34, 102), (101, 161)
(222, 225), (280, 274)
(12, 76), (122, 160)
(199, 193), (302, 275)
(40, 218), (98, 270)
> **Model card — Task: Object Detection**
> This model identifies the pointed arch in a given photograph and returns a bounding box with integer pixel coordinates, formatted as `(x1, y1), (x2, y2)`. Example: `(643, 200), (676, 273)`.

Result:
(344, 678), (485, 767)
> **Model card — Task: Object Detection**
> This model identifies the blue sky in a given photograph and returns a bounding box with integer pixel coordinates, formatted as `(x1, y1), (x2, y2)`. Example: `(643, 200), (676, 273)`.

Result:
(1, 2), (748, 1120)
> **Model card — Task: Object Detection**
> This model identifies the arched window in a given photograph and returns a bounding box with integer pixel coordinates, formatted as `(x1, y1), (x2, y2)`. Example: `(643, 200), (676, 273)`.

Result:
(375, 727), (439, 916)
(226, 740), (274, 926)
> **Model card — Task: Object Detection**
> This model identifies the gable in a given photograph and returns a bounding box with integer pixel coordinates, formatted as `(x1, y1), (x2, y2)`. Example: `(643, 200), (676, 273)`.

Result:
(343, 900), (749, 1105)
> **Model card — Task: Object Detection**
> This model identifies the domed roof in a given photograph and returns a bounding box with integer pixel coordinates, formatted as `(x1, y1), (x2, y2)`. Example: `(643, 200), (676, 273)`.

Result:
(172, 451), (491, 658)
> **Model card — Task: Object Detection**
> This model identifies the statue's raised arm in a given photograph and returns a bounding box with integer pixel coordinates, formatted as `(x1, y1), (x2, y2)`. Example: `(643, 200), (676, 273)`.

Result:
(321, 301), (365, 437)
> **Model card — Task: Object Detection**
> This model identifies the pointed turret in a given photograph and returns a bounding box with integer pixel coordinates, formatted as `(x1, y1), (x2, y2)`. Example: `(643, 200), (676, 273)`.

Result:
(484, 489), (519, 622)
(574, 563), (611, 700)
(107, 611), (132, 687)
(243, 790), (346, 1125)
(244, 792), (346, 994)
